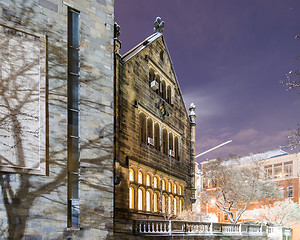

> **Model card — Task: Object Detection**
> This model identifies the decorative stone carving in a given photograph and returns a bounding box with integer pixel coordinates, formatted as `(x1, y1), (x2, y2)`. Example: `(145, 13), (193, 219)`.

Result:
(153, 17), (164, 33)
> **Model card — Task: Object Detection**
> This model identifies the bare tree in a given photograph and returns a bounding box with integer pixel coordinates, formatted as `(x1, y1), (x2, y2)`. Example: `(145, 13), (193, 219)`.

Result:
(199, 158), (282, 224)
(0, 1), (114, 239)
(254, 199), (300, 227)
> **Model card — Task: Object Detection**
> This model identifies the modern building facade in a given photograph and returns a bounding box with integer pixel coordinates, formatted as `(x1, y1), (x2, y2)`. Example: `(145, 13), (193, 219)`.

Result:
(0, 0), (115, 239)
(113, 18), (197, 234)
(199, 150), (300, 240)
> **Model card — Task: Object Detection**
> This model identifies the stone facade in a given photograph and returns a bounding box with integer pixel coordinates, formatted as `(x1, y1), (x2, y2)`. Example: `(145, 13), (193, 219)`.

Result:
(114, 24), (196, 234)
(0, 0), (114, 239)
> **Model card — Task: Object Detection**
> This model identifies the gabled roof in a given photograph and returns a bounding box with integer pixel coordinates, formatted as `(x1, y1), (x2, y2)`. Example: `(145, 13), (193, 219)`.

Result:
(120, 32), (191, 121)
(121, 32), (162, 62)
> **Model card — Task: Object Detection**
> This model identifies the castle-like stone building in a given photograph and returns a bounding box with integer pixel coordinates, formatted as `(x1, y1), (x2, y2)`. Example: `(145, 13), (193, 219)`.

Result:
(113, 18), (196, 234)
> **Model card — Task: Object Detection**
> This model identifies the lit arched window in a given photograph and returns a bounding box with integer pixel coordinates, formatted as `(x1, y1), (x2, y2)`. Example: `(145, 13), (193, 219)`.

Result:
(174, 198), (177, 215)
(138, 171), (143, 184)
(146, 190), (151, 212)
(169, 132), (173, 152)
(162, 179), (166, 191)
(167, 85), (171, 104)
(162, 194), (166, 213)
(175, 136), (179, 160)
(154, 123), (160, 151)
(129, 168), (134, 182)
(162, 129), (168, 154)
(162, 81), (166, 100)
(139, 113), (146, 143)
(179, 185), (183, 195)
(147, 118), (153, 140)
(168, 181), (172, 192)
(168, 195), (172, 214)
(173, 183), (177, 194)
(138, 188), (143, 211)
(153, 176), (158, 188)
(129, 187), (134, 209)
(146, 174), (151, 186)
(154, 192), (158, 212)
(179, 198), (183, 213)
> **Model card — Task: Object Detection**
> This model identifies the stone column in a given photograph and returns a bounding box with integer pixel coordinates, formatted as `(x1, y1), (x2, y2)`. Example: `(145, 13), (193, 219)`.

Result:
(189, 103), (197, 203)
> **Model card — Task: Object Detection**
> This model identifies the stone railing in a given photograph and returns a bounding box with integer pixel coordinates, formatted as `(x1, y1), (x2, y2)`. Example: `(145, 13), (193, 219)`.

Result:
(133, 220), (292, 239)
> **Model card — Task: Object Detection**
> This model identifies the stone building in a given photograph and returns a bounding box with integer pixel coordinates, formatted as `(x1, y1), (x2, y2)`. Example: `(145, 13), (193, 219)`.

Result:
(113, 18), (197, 234)
(0, 0), (114, 239)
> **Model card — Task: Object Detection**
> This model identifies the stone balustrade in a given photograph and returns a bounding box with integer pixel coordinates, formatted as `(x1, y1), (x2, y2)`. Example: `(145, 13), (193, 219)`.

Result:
(133, 220), (292, 239)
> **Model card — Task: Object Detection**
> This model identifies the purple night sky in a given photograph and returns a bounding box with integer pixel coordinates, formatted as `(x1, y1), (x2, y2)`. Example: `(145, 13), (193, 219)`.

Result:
(115, 0), (300, 162)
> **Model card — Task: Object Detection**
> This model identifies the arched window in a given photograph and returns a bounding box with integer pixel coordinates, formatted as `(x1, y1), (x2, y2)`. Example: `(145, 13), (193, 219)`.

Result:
(149, 69), (154, 82)
(175, 136), (179, 160)
(146, 174), (151, 186)
(153, 176), (158, 188)
(139, 113), (146, 143)
(168, 195), (172, 215)
(154, 192), (158, 212)
(138, 171), (143, 184)
(162, 81), (166, 100)
(179, 185), (183, 195)
(129, 187), (134, 209)
(162, 194), (167, 213)
(160, 50), (164, 61)
(154, 123), (160, 151)
(179, 198), (183, 213)
(129, 168), (134, 182)
(169, 132), (173, 152)
(167, 85), (171, 104)
(173, 183), (177, 194)
(146, 190), (151, 212)
(162, 179), (166, 191)
(162, 129), (168, 154)
(138, 188), (143, 211)
(174, 198), (177, 215)
(147, 118), (153, 140)
(156, 75), (161, 95)
(168, 181), (172, 192)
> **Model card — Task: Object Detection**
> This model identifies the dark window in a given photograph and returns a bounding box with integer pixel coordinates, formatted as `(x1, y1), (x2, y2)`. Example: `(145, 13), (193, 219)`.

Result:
(67, 7), (80, 228)
(160, 50), (164, 61)
(162, 129), (168, 154)
(154, 123), (160, 151)
(139, 113), (146, 143)
(174, 137), (179, 160)
(287, 186), (293, 198)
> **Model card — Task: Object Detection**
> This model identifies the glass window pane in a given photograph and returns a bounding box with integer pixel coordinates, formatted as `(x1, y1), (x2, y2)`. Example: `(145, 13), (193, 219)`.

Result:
(68, 74), (79, 110)
(68, 47), (79, 74)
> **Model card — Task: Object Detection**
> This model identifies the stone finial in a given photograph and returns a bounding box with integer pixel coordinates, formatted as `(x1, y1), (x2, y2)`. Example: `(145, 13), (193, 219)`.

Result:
(189, 103), (197, 124)
(153, 17), (165, 33)
(114, 22), (120, 38)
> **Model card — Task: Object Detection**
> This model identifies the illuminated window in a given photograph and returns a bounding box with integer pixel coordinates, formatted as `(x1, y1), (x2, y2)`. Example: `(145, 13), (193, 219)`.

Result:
(154, 192), (158, 212)
(146, 190), (151, 212)
(174, 198), (177, 215)
(162, 195), (166, 213)
(274, 163), (282, 178)
(173, 184), (177, 194)
(138, 188), (143, 211)
(153, 176), (158, 188)
(129, 168), (134, 182)
(284, 161), (293, 177)
(168, 196), (172, 214)
(129, 187), (134, 209)
(138, 171), (143, 184)
(179, 199), (183, 213)
(162, 180), (166, 190)
(146, 174), (151, 186)
(179, 185), (183, 195)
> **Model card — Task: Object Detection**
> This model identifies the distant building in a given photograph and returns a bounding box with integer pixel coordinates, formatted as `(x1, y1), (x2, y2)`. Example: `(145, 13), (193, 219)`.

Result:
(113, 17), (197, 234)
(199, 150), (300, 240)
